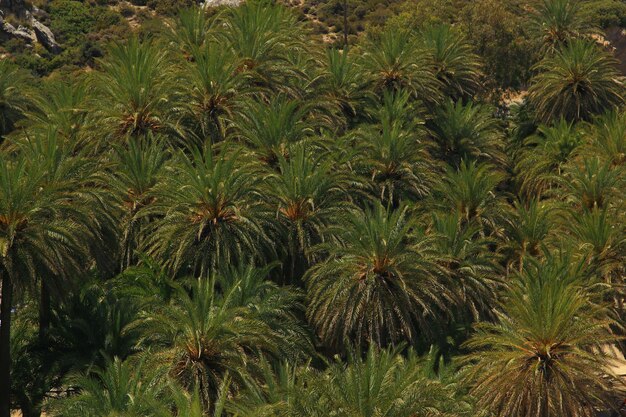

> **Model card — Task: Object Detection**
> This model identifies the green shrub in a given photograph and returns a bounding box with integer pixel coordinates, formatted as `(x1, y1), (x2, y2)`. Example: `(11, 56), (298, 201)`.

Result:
(147, 0), (194, 16)
(580, 0), (626, 28)
(119, 2), (136, 17)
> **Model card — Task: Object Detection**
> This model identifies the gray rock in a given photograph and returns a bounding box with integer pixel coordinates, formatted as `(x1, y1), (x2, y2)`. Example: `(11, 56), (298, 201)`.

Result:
(0, 16), (17, 41)
(30, 5), (47, 19)
(201, 0), (244, 8)
(32, 18), (61, 54)
(14, 24), (35, 42)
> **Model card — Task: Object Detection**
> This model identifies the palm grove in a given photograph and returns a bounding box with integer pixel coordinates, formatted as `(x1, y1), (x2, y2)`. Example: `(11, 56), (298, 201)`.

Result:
(0, 0), (625, 416)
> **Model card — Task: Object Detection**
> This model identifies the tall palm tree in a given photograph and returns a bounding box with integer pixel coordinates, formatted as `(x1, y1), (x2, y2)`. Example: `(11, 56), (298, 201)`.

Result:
(234, 97), (315, 166)
(52, 357), (170, 417)
(500, 199), (557, 273)
(586, 110), (626, 167)
(428, 212), (500, 319)
(513, 119), (582, 199)
(564, 157), (621, 211)
(107, 137), (168, 269)
(220, 0), (306, 95)
(354, 95), (436, 205)
(361, 28), (441, 104)
(14, 131), (113, 334)
(305, 203), (452, 351)
(567, 207), (625, 286)
(313, 48), (370, 131)
(428, 160), (506, 232)
(528, 39), (624, 123)
(24, 81), (93, 152)
(142, 146), (275, 276)
(0, 143), (102, 417)
(314, 346), (473, 417)
(140, 270), (306, 409)
(269, 146), (351, 282)
(464, 255), (623, 417)
(421, 24), (483, 100)
(168, 6), (216, 58)
(427, 100), (504, 167)
(179, 43), (249, 145)
(532, 0), (589, 52)
(95, 37), (177, 141)
(0, 60), (30, 138)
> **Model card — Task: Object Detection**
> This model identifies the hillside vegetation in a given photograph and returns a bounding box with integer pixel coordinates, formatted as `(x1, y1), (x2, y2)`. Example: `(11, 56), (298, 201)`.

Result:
(1, 0), (626, 417)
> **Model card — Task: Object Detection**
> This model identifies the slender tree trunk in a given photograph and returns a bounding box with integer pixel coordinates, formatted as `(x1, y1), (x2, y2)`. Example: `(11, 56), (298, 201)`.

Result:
(38, 280), (50, 344)
(0, 273), (13, 417)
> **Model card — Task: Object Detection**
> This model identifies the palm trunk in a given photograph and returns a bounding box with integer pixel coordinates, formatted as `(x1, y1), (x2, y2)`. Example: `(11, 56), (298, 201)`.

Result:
(0, 273), (13, 417)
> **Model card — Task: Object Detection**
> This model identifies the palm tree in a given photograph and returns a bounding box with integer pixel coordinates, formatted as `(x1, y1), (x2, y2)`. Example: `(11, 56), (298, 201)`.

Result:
(354, 94), (436, 205)
(567, 207), (625, 285)
(464, 255), (623, 417)
(0, 60), (30, 137)
(168, 6), (216, 57)
(305, 203), (452, 351)
(95, 37), (177, 141)
(427, 99), (504, 168)
(315, 346), (473, 417)
(361, 28), (441, 104)
(532, 0), (589, 51)
(528, 39), (625, 123)
(586, 110), (626, 167)
(501, 199), (557, 273)
(270, 146), (351, 282)
(428, 160), (506, 232)
(107, 137), (168, 269)
(52, 357), (170, 417)
(24, 81), (93, 152)
(234, 97), (315, 166)
(421, 24), (483, 100)
(229, 359), (308, 417)
(0, 144), (102, 417)
(513, 119), (582, 199)
(314, 48), (370, 131)
(179, 43), (249, 145)
(142, 146), (275, 276)
(428, 212), (500, 320)
(140, 269), (306, 409)
(564, 157), (621, 211)
(50, 281), (141, 375)
(220, 0), (306, 95)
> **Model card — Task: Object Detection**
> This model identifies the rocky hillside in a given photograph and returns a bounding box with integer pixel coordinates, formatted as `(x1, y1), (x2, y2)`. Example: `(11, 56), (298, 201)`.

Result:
(2, 0), (626, 80)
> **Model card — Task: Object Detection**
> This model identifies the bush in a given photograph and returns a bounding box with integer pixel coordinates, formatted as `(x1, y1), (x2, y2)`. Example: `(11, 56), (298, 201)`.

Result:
(580, 0), (626, 28)
(146, 0), (194, 16)
(119, 2), (136, 18)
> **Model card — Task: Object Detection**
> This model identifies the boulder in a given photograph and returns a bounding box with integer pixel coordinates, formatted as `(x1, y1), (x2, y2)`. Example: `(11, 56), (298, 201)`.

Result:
(201, 0), (244, 8)
(30, 5), (47, 19)
(32, 18), (61, 54)
(0, 16), (17, 41)
(14, 24), (35, 42)
(605, 26), (626, 76)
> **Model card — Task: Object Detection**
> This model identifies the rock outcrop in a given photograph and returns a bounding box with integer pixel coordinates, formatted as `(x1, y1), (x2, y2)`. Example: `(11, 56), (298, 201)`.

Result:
(14, 24), (35, 42)
(201, 0), (244, 8)
(605, 26), (626, 76)
(32, 18), (61, 54)
(0, 16), (33, 42)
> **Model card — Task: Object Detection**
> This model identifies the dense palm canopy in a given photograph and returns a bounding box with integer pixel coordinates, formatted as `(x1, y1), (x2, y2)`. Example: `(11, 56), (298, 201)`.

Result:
(464, 256), (623, 417)
(1, 1), (625, 417)
(306, 203), (451, 350)
(528, 39), (625, 123)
